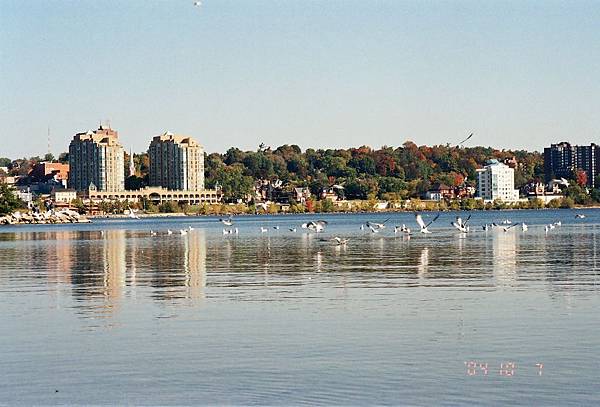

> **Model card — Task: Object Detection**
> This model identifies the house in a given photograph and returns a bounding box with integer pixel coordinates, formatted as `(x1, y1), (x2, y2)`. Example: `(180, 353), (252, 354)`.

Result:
(52, 188), (77, 204)
(294, 187), (311, 204)
(424, 183), (454, 201)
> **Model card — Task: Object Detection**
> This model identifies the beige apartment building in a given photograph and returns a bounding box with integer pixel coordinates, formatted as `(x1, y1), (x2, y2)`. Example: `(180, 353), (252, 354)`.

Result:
(148, 132), (204, 191)
(68, 125), (125, 192)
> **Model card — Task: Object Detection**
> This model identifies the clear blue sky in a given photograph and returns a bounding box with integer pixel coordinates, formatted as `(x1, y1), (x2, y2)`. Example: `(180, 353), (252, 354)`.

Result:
(1, 0), (599, 158)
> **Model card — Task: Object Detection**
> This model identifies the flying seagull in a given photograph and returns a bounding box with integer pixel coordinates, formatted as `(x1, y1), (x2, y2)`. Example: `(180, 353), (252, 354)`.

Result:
(366, 218), (391, 230)
(219, 216), (233, 226)
(302, 220), (328, 233)
(451, 214), (471, 233)
(331, 237), (349, 246)
(193, 1), (202, 6)
(415, 213), (440, 234)
(458, 132), (473, 147)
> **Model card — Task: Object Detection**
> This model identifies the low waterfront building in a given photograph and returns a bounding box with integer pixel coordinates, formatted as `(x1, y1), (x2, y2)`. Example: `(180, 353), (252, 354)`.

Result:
(476, 160), (520, 202)
(81, 185), (222, 206)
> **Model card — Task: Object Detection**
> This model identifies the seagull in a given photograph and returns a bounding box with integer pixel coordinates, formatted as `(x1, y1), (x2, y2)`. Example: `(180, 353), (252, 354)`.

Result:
(273, 226), (280, 230)
(415, 213), (440, 234)
(503, 223), (519, 232)
(368, 224), (379, 233)
(167, 229), (173, 235)
(458, 132), (473, 147)
(234, 228), (239, 234)
(260, 227), (268, 233)
(150, 230), (157, 236)
(575, 214), (586, 219)
(360, 224), (365, 231)
(501, 219), (512, 225)
(289, 227), (297, 232)
(366, 218), (390, 230)
(451, 214), (471, 234)
(222, 228), (231, 235)
(394, 224), (411, 235)
(193, 1), (202, 6)
(188, 225), (194, 231)
(548, 223), (556, 230)
(180, 229), (188, 235)
(545, 225), (550, 233)
(521, 223), (528, 232)
(219, 216), (233, 226)
(302, 220), (328, 233)
(482, 224), (490, 232)
(332, 237), (349, 246)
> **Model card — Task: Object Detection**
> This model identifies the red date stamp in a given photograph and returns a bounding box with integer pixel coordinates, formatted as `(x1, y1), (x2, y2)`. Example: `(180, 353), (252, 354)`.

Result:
(464, 361), (544, 376)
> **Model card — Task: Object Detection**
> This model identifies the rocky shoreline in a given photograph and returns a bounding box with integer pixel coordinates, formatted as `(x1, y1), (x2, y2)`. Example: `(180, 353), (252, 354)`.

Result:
(0, 210), (91, 225)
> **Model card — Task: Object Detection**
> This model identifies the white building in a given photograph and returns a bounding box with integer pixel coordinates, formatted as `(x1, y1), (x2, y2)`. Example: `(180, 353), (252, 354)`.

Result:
(52, 189), (77, 204)
(476, 160), (520, 202)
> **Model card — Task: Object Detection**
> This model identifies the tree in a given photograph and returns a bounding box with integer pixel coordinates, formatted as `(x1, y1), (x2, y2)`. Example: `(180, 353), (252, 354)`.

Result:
(0, 183), (23, 214)
(44, 153), (55, 162)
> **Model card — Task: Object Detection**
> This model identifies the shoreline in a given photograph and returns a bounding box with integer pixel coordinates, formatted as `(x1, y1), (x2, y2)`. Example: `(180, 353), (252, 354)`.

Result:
(88, 206), (599, 220)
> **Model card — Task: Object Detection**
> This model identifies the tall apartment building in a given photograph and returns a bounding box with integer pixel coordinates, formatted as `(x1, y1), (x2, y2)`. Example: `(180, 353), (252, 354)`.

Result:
(476, 159), (520, 202)
(68, 125), (125, 192)
(148, 132), (204, 191)
(544, 142), (600, 187)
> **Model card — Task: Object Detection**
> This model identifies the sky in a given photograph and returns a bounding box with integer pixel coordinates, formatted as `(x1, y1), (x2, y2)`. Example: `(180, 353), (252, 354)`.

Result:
(1, 0), (600, 158)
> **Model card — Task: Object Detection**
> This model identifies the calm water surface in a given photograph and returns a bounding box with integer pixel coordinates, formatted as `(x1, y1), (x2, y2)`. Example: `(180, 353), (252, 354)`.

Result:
(1, 210), (599, 405)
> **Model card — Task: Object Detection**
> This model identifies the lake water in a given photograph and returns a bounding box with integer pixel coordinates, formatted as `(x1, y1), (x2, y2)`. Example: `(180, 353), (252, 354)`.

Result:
(1, 209), (599, 405)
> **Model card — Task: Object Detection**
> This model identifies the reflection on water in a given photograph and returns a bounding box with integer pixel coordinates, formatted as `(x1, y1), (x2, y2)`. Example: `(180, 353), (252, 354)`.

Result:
(0, 229), (207, 317)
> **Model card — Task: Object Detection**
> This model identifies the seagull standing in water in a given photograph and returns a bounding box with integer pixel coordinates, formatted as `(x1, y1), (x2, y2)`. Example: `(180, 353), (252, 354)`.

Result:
(415, 213), (440, 234)
(260, 227), (268, 233)
(289, 227), (297, 232)
(521, 223), (528, 232)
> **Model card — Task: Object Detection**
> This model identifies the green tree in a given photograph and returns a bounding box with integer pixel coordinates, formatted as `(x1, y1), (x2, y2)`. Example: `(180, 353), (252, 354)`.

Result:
(0, 183), (23, 214)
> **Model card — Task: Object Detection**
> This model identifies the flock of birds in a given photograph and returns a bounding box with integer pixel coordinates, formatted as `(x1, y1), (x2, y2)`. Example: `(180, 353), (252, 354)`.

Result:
(142, 212), (588, 246)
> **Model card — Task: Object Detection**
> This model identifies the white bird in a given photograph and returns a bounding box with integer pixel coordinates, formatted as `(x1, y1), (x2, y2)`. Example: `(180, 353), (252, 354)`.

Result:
(188, 225), (194, 231)
(368, 224), (379, 233)
(180, 229), (188, 235)
(302, 220), (328, 233)
(415, 213), (440, 234)
(167, 229), (173, 235)
(289, 227), (297, 232)
(366, 218), (390, 230)
(501, 219), (512, 225)
(360, 224), (365, 231)
(482, 224), (490, 232)
(193, 1), (202, 6)
(332, 236), (349, 245)
(234, 227), (239, 234)
(219, 216), (233, 226)
(545, 225), (549, 233)
(553, 221), (561, 227)
(575, 214), (586, 219)
(451, 214), (471, 234)
(549, 223), (556, 230)
(150, 230), (157, 236)
(260, 227), (268, 233)
(273, 226), (280, 230)
(394, 224), (411, 235)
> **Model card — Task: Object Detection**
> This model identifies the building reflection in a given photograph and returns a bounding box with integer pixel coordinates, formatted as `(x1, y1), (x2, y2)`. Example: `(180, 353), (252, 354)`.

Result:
(491, 230), (518, 286)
